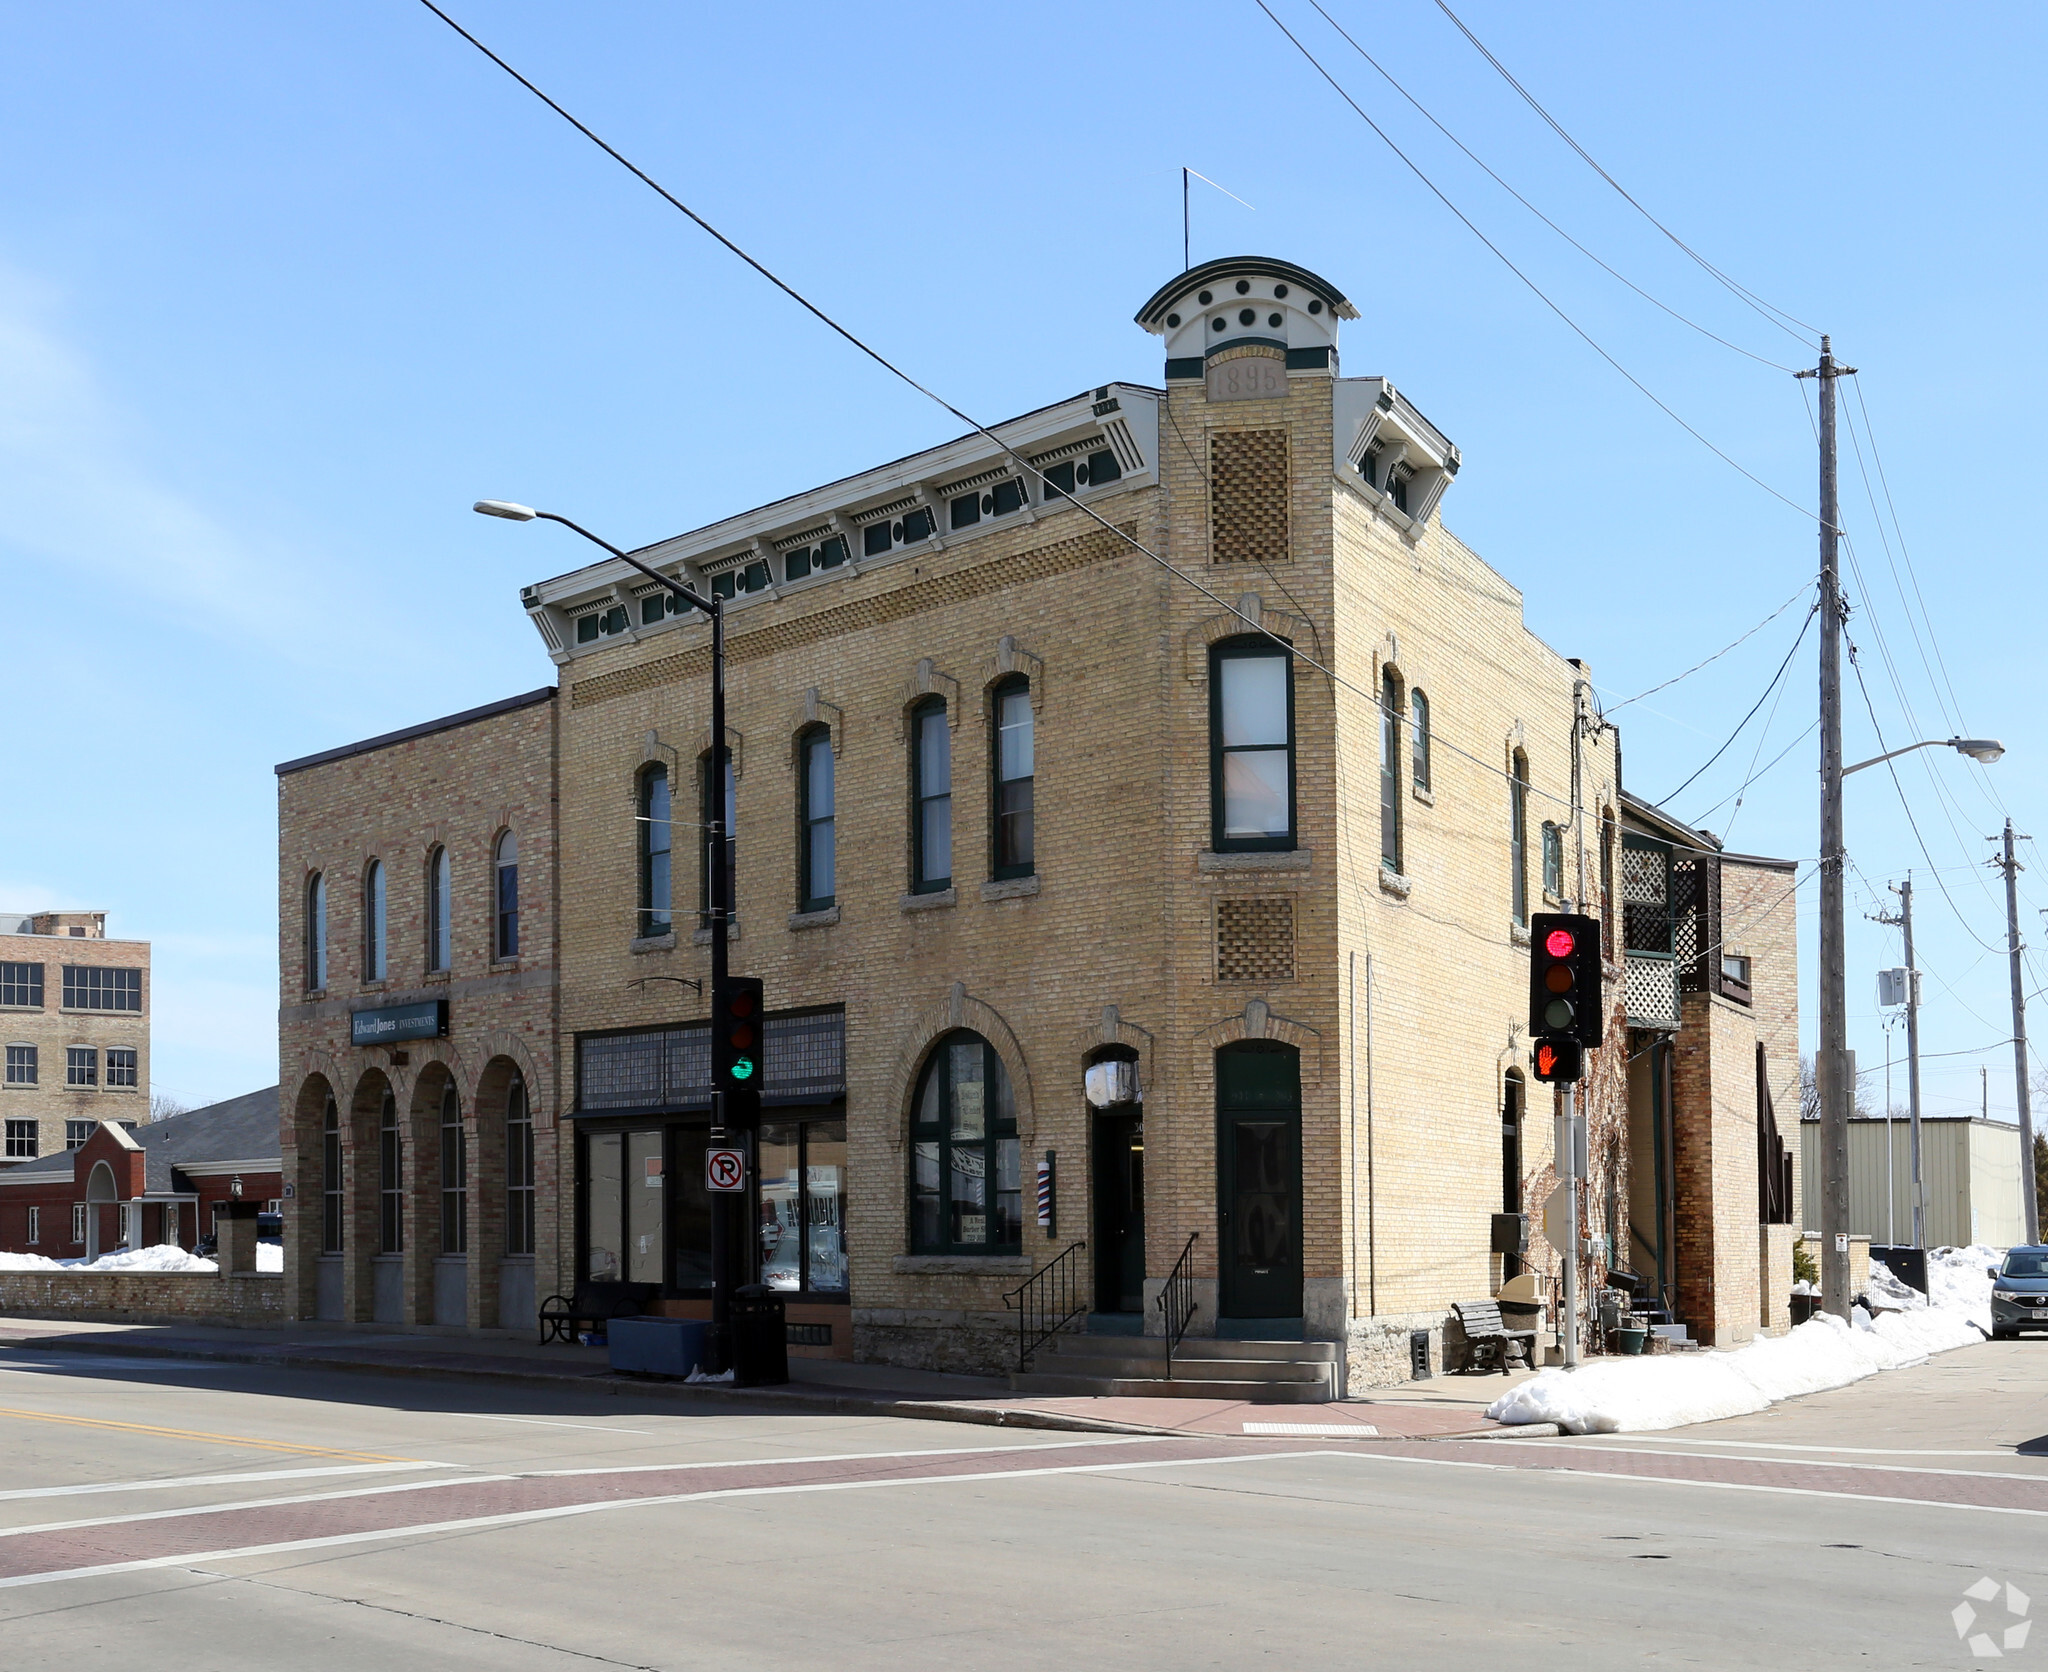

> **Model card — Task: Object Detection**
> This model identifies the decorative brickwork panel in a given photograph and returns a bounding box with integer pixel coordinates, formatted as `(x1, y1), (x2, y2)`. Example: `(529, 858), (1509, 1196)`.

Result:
(1216, 897), (1295, 983)
(1209, 430), (1289, 565)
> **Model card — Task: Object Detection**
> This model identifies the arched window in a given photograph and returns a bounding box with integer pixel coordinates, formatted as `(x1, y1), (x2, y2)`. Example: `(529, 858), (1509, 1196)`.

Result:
(908, 1031), (1020, 1253)
(911, 697), (952, 892)
(991, 678), (1035, 879)
(305, 873), (327, 991)
(363, 861), (386, 982)
(439, 1083), (466, 1256)
(1210, 637), (1294, 851)
(1542, 821), (1564, 900)
(320, 1095), (343, 1254)
(426, 846), (452, 972)
(699, 750), (736, 927)
(505, 1071), (533, 1257)
(639, 765), (672, 937)
(1379, 666), (1402, 874)
(1411, 689), (1432, 794)
(378, 1092), (402, 1254)
(1509, 751), (1530, 926)
(494, 831), (519, 959)
(798, 728), (835, 911)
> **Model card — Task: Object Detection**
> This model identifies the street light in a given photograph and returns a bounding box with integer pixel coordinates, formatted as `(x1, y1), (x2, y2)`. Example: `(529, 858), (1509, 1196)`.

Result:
(474, 500), (744, 1371)
(1843, 737), (2006, 776)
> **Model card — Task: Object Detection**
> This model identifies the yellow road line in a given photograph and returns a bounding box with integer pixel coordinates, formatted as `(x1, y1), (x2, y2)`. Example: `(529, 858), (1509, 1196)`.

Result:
(0, 1407), (412, 1463)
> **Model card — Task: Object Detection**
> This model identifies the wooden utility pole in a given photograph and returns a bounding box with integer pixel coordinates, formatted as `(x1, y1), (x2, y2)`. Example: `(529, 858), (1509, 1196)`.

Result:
(1993, 820), (2041, 1245)
(1799, 336), (1853, 1317)
(1899, 877), (1926, 1247)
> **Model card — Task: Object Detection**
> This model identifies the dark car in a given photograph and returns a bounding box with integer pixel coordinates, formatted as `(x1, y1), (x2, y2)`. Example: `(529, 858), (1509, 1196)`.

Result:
(1989, 1247), (2048, 1339)
(195, 1211), (283, 1258)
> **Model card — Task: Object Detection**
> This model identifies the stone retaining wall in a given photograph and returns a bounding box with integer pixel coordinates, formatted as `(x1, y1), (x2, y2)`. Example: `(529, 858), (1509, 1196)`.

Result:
(0, 1271), (285, 1328)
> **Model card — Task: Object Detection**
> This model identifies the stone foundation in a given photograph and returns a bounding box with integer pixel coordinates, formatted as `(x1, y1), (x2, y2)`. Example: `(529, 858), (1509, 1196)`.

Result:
(1346, 1310), (1447, 1391)
(0, 1271), (285, 1328)
(852, 1307), (1015, 1377)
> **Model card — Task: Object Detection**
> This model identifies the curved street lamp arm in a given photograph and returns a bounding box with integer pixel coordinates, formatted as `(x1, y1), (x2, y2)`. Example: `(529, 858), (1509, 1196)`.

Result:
(533, 511), (717, 619)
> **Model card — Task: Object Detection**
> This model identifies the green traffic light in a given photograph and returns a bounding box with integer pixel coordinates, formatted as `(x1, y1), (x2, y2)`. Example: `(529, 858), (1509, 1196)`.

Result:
(731, 1056), (756, 1081)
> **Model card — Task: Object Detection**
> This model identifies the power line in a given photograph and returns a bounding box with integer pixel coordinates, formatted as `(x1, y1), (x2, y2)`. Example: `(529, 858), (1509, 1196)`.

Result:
(1302, 0), (1798, 373)
(1653, 601), (1817, 806)
(1606, 579), (1814, 712)
(416, 0), (1589, 819)
(1689, 718), (1816, 830)
(1251, 0), (1822, 528)
(1426, 0), (1820, 346)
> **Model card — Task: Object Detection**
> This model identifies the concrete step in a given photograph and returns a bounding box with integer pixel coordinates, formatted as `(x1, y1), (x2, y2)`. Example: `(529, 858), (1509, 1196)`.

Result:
(1009, 1372), (1334, 1402)
(1035, 1350), (1329, 1384)
(1039, 1334), (1342, 1364)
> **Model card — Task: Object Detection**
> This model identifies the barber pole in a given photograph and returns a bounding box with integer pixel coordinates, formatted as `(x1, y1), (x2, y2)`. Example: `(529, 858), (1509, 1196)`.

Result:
(1036, 1151), (1055, 1233)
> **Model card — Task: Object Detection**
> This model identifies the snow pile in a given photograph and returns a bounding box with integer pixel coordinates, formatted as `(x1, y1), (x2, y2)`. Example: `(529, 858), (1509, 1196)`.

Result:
(1489, 1268), (1997, 1434)
(256, 1242), (283, 1272)
(0, 1252), (64, 1271)
(69, 1245), (218, 1273)
(1864, 1262), (1923, 1312)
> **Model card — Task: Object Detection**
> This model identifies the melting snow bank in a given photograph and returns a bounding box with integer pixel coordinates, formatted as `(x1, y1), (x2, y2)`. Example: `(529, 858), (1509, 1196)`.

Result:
(66, 1245), (220, 1273)
(1487, 1306), (1987, 1435)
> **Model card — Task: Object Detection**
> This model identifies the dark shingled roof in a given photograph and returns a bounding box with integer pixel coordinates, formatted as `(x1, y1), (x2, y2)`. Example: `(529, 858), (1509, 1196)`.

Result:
(3, 1086), (279, 1194)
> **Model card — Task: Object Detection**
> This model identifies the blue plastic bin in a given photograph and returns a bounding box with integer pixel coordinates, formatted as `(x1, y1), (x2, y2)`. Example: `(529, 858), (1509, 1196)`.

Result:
(607, 1316), (710, 1378)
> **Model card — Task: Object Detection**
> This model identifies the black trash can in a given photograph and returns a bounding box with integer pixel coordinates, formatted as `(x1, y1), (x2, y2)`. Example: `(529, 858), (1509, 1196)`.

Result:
(730, 1283), (789, 1387)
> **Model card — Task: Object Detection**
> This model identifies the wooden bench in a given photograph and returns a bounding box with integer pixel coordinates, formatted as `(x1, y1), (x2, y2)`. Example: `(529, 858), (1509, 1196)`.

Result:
(1451, 1298), (1537, 1374)
(538, 1280), (661, 1345)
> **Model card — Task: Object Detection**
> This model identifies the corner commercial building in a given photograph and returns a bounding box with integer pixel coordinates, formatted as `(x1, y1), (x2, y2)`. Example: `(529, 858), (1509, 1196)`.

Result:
(279, 255), (1795, 1383)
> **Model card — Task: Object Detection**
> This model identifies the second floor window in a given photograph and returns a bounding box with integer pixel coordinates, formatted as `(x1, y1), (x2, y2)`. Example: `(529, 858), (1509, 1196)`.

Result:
(67, 1047), (97, 1088)
(427, 846), (452, 972)
(305, 873), (327, 990)
(1510, 751), (1530, 926)
(992, 679), (1034, 879)
(639, 765), (672, 937)
(1380, 667), (1402, 873)
(1412, 689), (1432, 793)
(4, 1119), (35, 1159)
(1542, 821), (1564, 899)
(800, 728), (836, 911)
(700, 752), (736, 926)
(911, 698), (952, 892)
(0, 962), (42, 1008)
(495, 831), (519, 959)
(363, 860), (386, 982)
(1210, 639), (1294, 851)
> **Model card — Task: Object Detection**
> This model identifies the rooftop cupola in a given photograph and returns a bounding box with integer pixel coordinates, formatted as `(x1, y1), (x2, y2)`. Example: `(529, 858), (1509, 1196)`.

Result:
(1134, 256), (1358, 380)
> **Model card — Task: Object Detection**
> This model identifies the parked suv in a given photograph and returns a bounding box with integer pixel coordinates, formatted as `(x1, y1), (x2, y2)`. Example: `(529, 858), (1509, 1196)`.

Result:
(1989, 1247), (2048, 1339)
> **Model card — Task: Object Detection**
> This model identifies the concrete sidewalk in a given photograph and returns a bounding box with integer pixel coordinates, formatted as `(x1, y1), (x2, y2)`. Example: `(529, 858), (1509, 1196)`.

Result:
(0, 1315), (1537, 1439)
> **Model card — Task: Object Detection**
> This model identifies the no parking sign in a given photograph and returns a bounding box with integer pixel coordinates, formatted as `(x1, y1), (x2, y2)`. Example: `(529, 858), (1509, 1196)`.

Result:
(706, 1147), (747, 1193)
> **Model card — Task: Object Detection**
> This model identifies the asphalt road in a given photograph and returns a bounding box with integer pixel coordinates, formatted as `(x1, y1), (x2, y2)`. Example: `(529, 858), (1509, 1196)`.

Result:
(0, 1338), (2042, 1670)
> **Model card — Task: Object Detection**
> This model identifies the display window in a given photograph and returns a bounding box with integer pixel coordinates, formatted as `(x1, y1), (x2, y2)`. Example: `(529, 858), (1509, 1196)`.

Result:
(758, 1117), (847, 1294)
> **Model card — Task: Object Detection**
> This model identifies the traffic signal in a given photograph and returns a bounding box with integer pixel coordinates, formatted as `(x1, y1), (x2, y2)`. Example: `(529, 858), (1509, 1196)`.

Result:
(1527, 912), (1603, 1048)
(712, 975), (764, 1127)
(1530, 1036), (1584, 1084)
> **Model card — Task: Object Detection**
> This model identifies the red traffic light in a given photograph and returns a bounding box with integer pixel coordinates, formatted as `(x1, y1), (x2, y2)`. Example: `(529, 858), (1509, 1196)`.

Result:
(1545, 928), (1576, 959)
(729, 991), (756, 1018)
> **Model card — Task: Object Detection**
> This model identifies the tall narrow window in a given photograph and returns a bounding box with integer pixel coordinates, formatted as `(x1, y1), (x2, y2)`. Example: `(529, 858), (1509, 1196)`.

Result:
(1542, 821), (1564, 900)
(992, 679), (1034, 879)
(909, 1031), (1020, 1253)
(799, 729), (836, 911)
(426, 847), (452, 972)
(378, 1092), (402, 1254)
(363, 861), (386, 982)
(911, 699), (952, 892)
(321, 1096), (343, 1254)
(494, 831), (519, 959)
(700, 752), (736, 926)
(305, 873), (327, 991)
(439, 1083), (466, 1255)
(1600, 808), (1618, 951)
(505, 1072), (533, 1257)
(639, 765), (672, 937)
(1411, 689), (1432, 793)
(1210, 639), (1294, 851)
(1380, 667), (1402, 874)
(1509, 751), (1530, 926)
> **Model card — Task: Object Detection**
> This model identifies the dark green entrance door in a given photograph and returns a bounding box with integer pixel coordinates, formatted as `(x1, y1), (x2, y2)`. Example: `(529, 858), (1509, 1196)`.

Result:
(1091, 1112), (1145, 1313)
(1216, 1042), (1302, 1320)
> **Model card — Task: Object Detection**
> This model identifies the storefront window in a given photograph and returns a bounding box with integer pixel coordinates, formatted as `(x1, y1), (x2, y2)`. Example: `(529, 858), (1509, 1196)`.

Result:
(587, 1132), (624, 1281)
(586, 1129), (665, 1285)
(759, 1118), (847, 1293)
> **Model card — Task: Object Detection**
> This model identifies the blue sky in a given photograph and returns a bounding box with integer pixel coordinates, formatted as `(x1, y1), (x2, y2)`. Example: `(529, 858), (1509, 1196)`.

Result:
(3, 2), (2042, 1126)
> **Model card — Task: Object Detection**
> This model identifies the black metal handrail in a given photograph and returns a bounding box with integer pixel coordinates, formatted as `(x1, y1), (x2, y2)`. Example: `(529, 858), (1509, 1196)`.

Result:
(1003, 1240), (1086, 1373)
(1158, 1232), (1199, 1380)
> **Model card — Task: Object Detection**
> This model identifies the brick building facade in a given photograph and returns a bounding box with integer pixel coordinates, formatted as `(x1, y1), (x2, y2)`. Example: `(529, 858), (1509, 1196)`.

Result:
(276, 689), (561, 1332)
(1, 911), (150, 1167)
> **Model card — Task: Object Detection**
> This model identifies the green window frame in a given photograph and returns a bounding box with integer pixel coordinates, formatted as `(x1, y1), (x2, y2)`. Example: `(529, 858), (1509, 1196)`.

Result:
(909, 1032), (1021, 1254)
(1509, 751), (1530, 926)
(1411, 689), (1432, 793)
(1209, 637), (1296, 852)
(1379, 666), (1402, 874)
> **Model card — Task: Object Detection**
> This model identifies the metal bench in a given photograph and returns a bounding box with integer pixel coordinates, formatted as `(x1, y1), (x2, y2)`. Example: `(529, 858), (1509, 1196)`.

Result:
(1451, 1298), (1537, 1374)
(538, 1280), (660, 1345)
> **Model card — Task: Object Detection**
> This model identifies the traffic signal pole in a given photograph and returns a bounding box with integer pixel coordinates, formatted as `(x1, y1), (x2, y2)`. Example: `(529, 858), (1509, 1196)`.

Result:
(1560, 1083), (1580, 1370)
(706, 591), (734, 1371)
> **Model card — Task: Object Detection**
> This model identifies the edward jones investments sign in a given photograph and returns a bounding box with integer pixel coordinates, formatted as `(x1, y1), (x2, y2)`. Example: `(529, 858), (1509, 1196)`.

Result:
(351, 1001), (448, 1047)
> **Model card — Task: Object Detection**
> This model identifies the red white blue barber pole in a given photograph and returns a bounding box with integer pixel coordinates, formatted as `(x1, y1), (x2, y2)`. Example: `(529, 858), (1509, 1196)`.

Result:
(1035, 1152), (1055, 1232)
